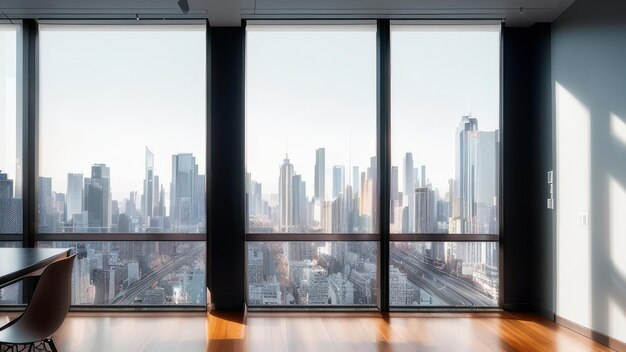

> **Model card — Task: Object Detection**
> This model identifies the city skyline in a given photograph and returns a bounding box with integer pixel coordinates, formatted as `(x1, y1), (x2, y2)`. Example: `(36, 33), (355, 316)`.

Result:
(246, 25), (500, 197)
(248, 113), (498, 236)
(38, 25), (206, 201)
(34, 147), (205, 233)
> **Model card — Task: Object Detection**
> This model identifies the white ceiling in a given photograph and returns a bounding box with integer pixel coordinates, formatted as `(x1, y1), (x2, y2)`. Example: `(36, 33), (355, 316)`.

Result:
(0, 0), (576, 27)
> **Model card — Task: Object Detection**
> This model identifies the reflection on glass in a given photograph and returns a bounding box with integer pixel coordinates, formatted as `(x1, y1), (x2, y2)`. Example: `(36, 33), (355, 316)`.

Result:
(38, 25), (206, 233)
(390, 242), (498, 306)
(390, 25), (500, 234)
(246, 24), (377, 234)
(247, 241), (378, 306)
(39, 241), (206, 305)
(0, 25), (22, 234)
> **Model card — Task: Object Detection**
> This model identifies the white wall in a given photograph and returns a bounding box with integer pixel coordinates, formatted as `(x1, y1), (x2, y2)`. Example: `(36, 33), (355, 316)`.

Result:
(553, 0), (626, 343)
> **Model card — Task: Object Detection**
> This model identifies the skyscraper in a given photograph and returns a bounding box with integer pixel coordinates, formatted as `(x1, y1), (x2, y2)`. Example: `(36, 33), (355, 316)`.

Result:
(475, 130), (499, 233)
(85, 164), (112, 232)
(66, 173), (84, 223)
(368, 156), (378, 230)
(403, 153), (415, 232)
(0, 171), (13, 199)
(414, 187), (435, 233)
(292, 174), (306, 227)
(195, 174), (206, 225)
(38, 176), (53, 214)
(170, 153), (199, 230)
(0, 171), (21, 233)
(142, 147), (155, 219)
(390, 166), (399, 202)
(93, 268), (115, 305)
(332, 165), (344, 199)
(314, 148), (325, 202)
(278, 155), (294, 232)
(38, 176), (54, 231)
(454, 115), (498, 234)
(352, 166), (360, 195)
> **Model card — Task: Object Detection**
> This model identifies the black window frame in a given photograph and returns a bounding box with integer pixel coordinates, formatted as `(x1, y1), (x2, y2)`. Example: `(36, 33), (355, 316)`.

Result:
(243, 19), (504, 312)
(2, 19), (211, 312)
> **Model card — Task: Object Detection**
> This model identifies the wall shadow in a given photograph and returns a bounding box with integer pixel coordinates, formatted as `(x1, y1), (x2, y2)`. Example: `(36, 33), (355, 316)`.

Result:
(552, 0), (626, 344)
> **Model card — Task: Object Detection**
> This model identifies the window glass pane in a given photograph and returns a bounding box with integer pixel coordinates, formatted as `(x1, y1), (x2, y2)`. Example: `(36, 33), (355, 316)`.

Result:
(390, 241), (498, 306)
(246, 24), (377, 234)
(38, 25), (206, 233)
(0, 25), (22, 235)
(390, 25), (500, 234)
(0, 242), (23, 305)
(247, 241), (378, 306)
(39, 241), (206, 305)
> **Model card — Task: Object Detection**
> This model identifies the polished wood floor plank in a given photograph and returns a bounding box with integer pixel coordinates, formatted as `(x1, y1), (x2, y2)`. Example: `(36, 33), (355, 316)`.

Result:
(0, 311), (615, 351)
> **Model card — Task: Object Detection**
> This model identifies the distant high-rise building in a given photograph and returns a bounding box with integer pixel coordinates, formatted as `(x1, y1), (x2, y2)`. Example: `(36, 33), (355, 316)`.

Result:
(0, 171), (13, 199)
(321, 200), (333, 233)
(391, 166), (399, 202)
(170, 153), (199, 230)
(292, 174), (306, 227)
(475, 130), (498, 233)
(307, 267), (329, 304)
(66, 173), (84, 223)
(93, 268), (115, 305)
(332, 165), (344, 199)
(278, 155), (294, 232)
(389, 265), (409, 306)
(54, 192), (66, 223)
(0, 171), (21, 233)
(72, 257), (95, 304)
(415, 187), (435, 233)
(85, 164), (112, 232)
(390, 166), (399, 224)
(454, 115), (498, 234)
(420, 165), (426, 187)
(152, 174), (160, 217)
(142, 147), (155, 219)
(314, 148), (325, 202)
(403, 153), (415, 232)
(38, 176), (52, 214)
(248, 248), (264, 284)
(352, 166), (360, 195)
(38, 176), (54, 231)
(369, 156), (378, 227)
(195, 174), (206, 224)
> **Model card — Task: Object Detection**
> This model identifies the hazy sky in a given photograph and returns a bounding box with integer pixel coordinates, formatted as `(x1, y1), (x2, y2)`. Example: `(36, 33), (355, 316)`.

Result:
(6, 23), (499, 204)
(0, 26), (18, 193)
(246, 24), (377, 197)
(38, 24), (206, 201)
(391, 25), (500, 192)
(246, 24), (500, 196)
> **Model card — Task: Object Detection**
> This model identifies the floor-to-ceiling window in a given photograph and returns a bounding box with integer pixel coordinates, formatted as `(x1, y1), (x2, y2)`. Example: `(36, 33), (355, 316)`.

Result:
(0, 23), (23, 305)
(389, 23), (501, 307)
(244, 21), (502, 309)
(36, 24), (207, 307)
(245, 22), (379, 306)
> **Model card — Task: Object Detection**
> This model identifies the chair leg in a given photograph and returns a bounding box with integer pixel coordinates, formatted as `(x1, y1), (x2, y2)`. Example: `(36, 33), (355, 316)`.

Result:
(44, 339), (57, 352)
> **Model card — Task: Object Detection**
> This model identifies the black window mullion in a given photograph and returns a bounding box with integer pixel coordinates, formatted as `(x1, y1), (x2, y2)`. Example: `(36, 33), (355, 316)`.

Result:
(377, 19), (391, 312)
(21, 20), (37, 250)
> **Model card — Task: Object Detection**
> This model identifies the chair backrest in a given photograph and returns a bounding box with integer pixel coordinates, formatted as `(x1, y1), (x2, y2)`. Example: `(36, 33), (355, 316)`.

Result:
(15, 254), (76, 338)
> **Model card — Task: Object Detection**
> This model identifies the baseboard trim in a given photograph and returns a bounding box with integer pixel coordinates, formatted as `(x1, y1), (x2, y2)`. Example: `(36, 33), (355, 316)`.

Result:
(502, 303), (555, 321)
(555, 315), (626, 352)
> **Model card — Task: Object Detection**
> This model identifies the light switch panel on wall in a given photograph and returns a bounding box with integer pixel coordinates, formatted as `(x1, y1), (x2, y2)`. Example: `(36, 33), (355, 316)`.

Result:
(547, 170), (554, 209)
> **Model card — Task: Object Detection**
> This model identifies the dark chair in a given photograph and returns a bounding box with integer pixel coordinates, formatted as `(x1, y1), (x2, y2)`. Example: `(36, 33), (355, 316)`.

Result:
(0, 254), (76, 352)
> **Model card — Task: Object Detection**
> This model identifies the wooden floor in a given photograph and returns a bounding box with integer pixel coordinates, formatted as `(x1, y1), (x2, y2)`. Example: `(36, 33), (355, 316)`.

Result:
(1, 311), (615, 352)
